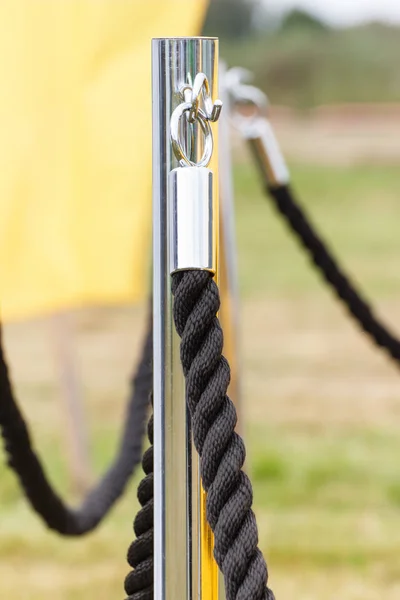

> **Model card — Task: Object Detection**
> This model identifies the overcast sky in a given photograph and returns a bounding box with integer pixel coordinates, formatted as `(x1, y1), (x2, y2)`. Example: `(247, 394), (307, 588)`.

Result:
(264, 0), (400, 26)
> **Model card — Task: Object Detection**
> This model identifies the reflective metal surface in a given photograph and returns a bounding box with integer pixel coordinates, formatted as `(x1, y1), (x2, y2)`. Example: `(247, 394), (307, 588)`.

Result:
(223, 65), (290, 188)
(245, 117), (290, 188)
(189, 72), (223, 124)
(169, 167), (214, 274)
(224, 66), (268, 119)
(152, 37), (221, 600)
(218, 63), (242, 435)
(170, 103), (213, 167)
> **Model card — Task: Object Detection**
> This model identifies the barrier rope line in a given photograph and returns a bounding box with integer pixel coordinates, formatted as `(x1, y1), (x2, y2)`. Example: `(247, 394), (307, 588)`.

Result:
(0, 307), (152, 536)
(227, 67), (400, 368)
(265, 183), (400, 367)
(172, 270), (274, 600)
(124, 410), (153, 600)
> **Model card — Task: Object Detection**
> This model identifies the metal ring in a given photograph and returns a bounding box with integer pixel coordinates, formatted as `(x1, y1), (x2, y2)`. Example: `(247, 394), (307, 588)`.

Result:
(170, 102), (213, 168)
(223, 67), (268, 134)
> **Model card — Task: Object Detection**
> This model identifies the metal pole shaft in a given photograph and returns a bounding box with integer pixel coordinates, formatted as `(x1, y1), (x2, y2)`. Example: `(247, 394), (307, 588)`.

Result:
(152, 37), (220, 600)
(218, 63), (242, 436)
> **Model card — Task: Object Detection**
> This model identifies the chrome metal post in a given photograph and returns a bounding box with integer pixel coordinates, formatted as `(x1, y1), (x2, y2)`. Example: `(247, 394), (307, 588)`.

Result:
(218, 63), (242, 436)
(152, 37), (220, 600)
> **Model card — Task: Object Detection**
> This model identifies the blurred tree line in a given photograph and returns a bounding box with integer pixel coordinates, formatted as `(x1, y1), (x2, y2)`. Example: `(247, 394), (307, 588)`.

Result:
(203, 0), (400, 107)
(203, 0), (258, 39)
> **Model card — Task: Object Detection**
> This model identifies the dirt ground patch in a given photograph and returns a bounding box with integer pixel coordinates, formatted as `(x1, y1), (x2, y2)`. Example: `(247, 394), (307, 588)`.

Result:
(233, 104), (400, 166)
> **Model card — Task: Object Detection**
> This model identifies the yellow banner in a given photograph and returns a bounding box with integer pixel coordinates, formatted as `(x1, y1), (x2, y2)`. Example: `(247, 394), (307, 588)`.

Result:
(0, 0), (208, 321)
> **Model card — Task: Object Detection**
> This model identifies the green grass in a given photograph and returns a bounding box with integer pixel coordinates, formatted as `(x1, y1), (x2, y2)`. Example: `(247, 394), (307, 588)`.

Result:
(1, 160), (400, 598)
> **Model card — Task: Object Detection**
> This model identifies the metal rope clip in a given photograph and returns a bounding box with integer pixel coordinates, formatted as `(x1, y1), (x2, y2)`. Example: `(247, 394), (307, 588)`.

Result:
(170, 73), (222, 168)
(169, 73), (222, 275)
(187, 73), (223, 124)
(223, 66), (290, 188)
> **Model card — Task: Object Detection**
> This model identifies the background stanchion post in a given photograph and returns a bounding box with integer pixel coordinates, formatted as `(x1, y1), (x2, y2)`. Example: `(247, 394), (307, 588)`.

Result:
(49, 312), (92, 494)
(152, 37), (223, 600)
(218, 63), (242, 436)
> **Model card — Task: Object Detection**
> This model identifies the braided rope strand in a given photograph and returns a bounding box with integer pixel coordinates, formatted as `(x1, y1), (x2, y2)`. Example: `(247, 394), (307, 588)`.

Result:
(267, 184), (400, 367)
(172, 270), (275, 600)
(125, 412), (153, 600)
(0, 308), (152, 535)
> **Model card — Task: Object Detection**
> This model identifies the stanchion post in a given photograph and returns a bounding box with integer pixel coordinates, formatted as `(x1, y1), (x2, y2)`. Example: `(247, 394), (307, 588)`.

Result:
(152, 37), (222, 600)
(218, 63), (242, 436)
(49, 312), (91, 494)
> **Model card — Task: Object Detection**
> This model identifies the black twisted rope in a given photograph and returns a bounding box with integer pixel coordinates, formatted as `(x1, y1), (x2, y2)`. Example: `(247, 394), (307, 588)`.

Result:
(172, 270), (275, 600)
(265, 184), (400, 366)
(0, 308), (152, 535)
(125, 411), (153, 600)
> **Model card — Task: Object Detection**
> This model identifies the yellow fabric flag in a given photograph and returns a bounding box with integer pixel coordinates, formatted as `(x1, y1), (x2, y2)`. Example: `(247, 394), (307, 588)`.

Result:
(0, 1), (208, 321)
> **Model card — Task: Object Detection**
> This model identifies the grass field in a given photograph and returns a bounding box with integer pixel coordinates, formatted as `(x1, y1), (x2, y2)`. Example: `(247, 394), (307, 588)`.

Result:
(1, 158), (400, 599)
